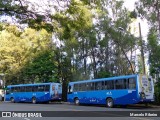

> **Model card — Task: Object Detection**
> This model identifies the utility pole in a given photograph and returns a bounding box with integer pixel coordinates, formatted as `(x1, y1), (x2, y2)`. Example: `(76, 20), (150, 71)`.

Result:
(157, 0), (160, 35)
(139, 23), (146, 75)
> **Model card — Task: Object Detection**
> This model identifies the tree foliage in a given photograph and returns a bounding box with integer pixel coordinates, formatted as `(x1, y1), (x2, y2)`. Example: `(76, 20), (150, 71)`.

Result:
(0, 24), (57, 85)
(0, 0), (142, 101)
(135, 0), (160, 32)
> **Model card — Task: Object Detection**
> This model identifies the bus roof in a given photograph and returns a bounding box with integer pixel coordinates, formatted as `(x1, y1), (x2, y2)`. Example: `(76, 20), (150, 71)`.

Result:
(7, 82), (60, 87)
(69, 74), (138, 85)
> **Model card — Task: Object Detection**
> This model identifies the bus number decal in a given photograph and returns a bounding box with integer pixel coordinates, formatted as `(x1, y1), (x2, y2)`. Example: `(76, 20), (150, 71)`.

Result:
(106, 92), (112, 95)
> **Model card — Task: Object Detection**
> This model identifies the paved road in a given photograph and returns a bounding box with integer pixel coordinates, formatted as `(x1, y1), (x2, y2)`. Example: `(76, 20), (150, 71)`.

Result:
(0, 102), (160, 120)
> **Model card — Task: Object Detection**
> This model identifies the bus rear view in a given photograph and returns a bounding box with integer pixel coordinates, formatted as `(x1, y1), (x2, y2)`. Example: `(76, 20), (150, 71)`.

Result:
(138, 75), (154, 104)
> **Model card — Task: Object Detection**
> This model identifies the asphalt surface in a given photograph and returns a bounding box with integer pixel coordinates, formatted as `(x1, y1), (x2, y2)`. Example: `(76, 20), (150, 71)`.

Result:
(0, 101), (160, 120)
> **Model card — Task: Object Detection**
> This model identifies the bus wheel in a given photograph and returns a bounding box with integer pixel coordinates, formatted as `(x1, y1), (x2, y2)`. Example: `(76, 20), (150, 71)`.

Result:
(74, 98), (79, 105)
(32, 97), (37, 104)
(10, 97), (15, 103)
(106, 98), (114, 108)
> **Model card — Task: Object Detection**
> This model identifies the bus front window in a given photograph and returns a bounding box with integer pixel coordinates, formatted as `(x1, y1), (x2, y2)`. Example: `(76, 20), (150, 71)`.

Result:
(6, 88), (10, 95)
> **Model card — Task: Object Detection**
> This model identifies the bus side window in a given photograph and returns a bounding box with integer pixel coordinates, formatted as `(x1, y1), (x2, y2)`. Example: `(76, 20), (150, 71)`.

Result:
(101, 81), (105, 90)
(79, 83), (86, 91)
(26, 86), (32, 92)
(73, 84), (78, 92)
(104, 81), (107, 89)
(124, 79), (128, 89)
(86, 82), (95, 91)
(38, 85), (45, 92)
(14, 87), (18, 92)
(17, 87), (20, 92)
(32, 86), (38, 92)
(25, 86), (28, 92)
(14, 87), (19, 92)
(29, 86), (33, 92)
(82, 83), (86, 91)
(20, 86), (25, 92)
(86, 83), (90, 91)
(105, 81), (114, 90)
(95, 82), (102, 90)
(11, 87), (14, 93)
(128, 78), (136, 89)
(91, 82), (95, 90)
(110, 81), (114, 90)
(115, 80), (124, 89)
(87, 82), (91, 91)
(45, 85), (50, 92)
(79, 84), (82, 91)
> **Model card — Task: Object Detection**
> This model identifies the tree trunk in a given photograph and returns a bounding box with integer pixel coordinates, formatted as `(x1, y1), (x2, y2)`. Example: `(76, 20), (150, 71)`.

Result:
(62, 78), (68, 102)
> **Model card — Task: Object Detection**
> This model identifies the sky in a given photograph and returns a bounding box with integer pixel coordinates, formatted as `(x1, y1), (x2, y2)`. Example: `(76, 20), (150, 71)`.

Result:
(123, 0), (149, 40)
(123, 0), (137, 11)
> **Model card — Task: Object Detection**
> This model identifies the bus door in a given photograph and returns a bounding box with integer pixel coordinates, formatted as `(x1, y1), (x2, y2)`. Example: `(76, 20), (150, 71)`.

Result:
(67, 84), (74, 102)
(20, 86), (26, 101)
(32, 86), (38, 100)
(78, 83), (87, 103)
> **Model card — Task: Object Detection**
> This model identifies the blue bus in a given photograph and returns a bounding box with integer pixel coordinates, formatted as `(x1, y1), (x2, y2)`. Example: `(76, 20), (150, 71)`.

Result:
(5, 82), (62, 103)
(67, 74), (154, 107)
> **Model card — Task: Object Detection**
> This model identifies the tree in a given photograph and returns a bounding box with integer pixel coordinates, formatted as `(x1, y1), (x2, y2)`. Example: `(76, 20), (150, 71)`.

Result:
(51, 0), (93, 100)
(90, 0), (137, 77)
(135, 0), (160, 34)
(148, 28), (160, 76)
(0, 24), (56, 85)
(0, 24), (23, 75)
(21, 49), (57, 83)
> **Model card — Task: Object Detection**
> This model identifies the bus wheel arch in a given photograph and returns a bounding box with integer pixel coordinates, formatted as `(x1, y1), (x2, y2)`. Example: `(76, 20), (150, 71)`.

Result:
(106, 97), (114, 108)
(10, 97), (15, 103)
(32, 97), (37, 104)
(74, 97), (79, 105)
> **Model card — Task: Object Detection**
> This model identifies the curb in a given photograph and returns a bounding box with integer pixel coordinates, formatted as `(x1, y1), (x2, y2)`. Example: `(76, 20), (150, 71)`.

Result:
(49, 101), (70, 104)
(128, 104), (160, 108)
(61, 102), (70, 104)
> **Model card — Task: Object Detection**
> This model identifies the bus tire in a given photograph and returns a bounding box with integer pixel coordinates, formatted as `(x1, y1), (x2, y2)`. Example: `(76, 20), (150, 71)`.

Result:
(10, 97), (15, 103)
(32, 97), (37, 104)
(106, 98), (114, 108)
(74, 98), (79, 105)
